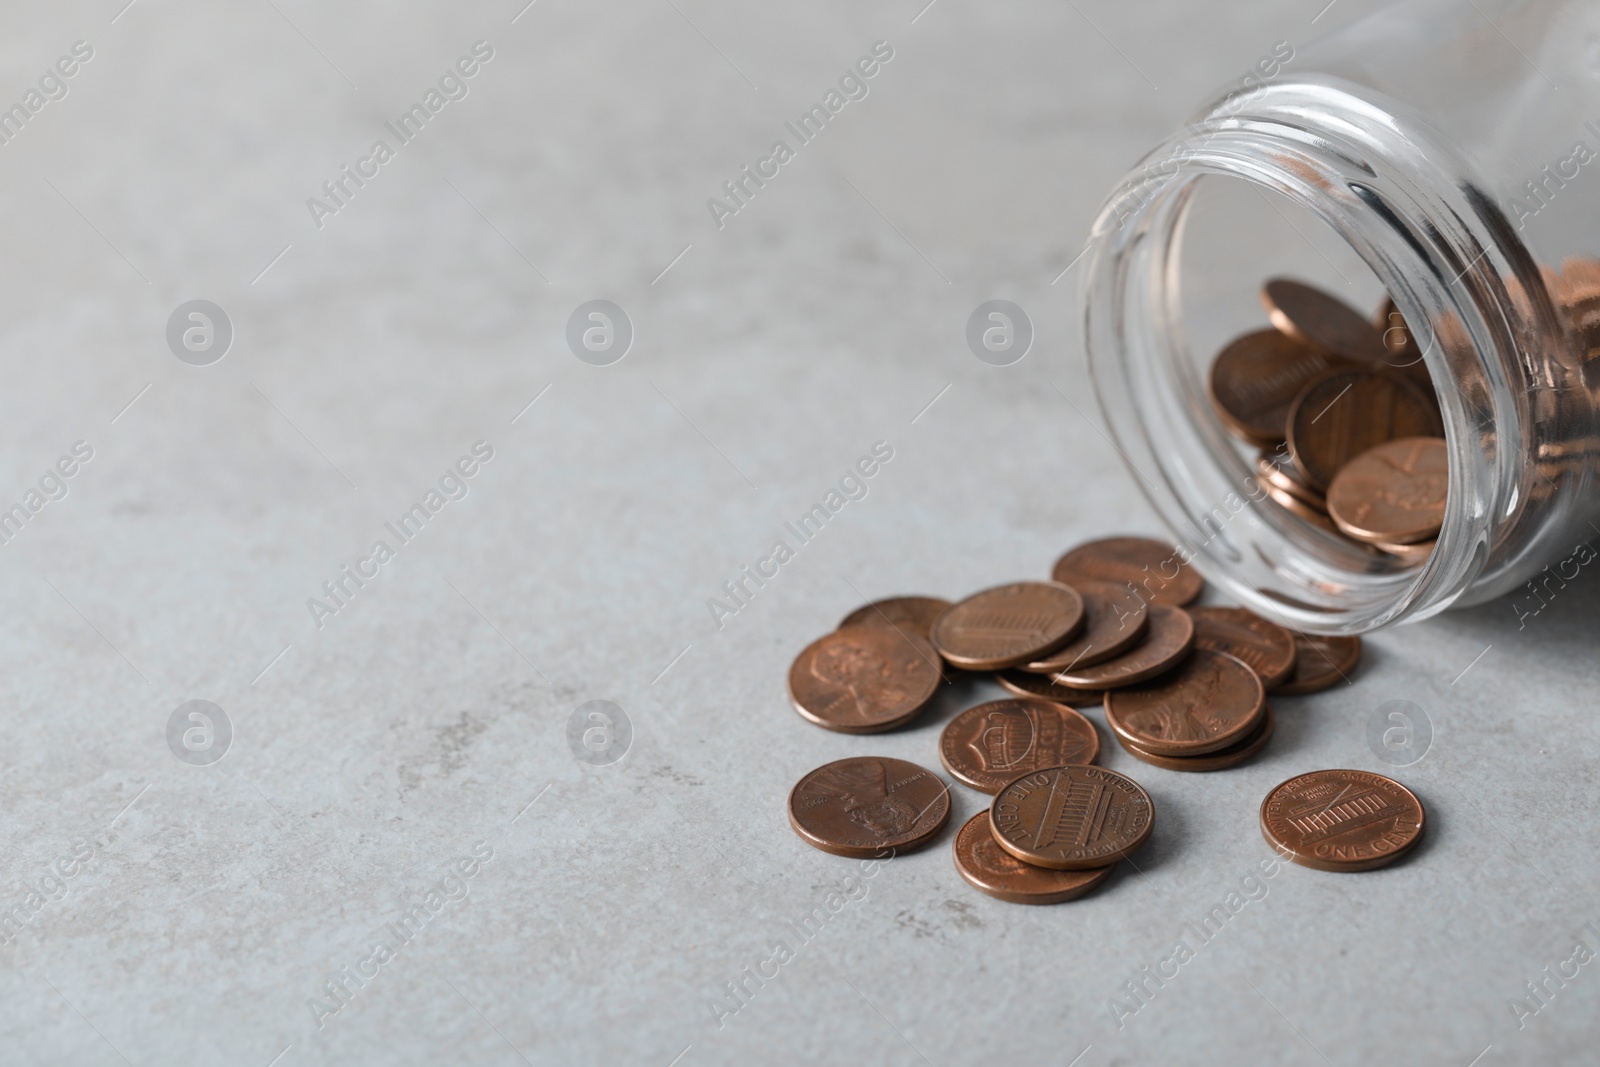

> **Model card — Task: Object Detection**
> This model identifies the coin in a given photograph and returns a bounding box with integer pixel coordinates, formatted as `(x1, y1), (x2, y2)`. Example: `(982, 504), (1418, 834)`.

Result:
(930, 581), (1086, 671)
(1103, 648), (1265, 756)
(1020, 581), (1149, 673)
(1266, 482), (1339, 531)
(1326, 437), (1448, 545)
(1051, 536), (1203, 607)
(1209, 330), (1344, 445)
(995, 670), (1105, 707)
(939, 698), (1100, 793)
(788, 757), (951, 858)
(1118, 703), (1275, 772)
(838, 596), (953, 642)
(1372, 537), (1436, 565)
(1042, 603), (1195, 690)
(1256, 448), (1326, 509)
(952, 812), (1114, 904)
(788, 627), (942, 733)
(1286, 368), (1443, 491)
(1187, 606), (1296, 689)
(1262, 278), (1388, 362)
(1275, 632), (1361, 696)
(990, 764), (1154, 870)
(1259, 768), (1425, 872)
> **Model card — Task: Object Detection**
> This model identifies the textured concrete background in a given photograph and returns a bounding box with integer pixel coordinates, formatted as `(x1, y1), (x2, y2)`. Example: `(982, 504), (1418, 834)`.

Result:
(0, 1), (1596, 1064)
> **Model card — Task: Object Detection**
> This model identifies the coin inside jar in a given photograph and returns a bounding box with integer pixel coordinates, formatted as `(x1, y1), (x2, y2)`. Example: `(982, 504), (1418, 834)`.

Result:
(1275, 632), (1361, 696)
(788, 627), (942, 733)
(930, 581), (1085, 671)
(1286, 368), (1443, 491)
(1187, 606), (1297, 690)
(1209, 330), (1344, 446)
(1050, 536), (1203, 607)
(837, 596), (954, 642)
(1259, 768), (1425, 872)
(1042, 603), (1195, 690)
(1326, 436), (1448, 545)
(1262, 278), (1388, 363)
(1020, 581), (1149, 673)
(788, 757), (951, 858)
(952, 812), (1114, 904)
(1103, 648), (1265, 757)
(939, 698), (1100, 793)
(989, 764), (1154, 870)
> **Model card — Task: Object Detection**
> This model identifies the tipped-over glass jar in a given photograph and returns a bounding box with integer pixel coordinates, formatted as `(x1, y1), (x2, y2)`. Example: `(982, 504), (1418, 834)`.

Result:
(1084, 0), (1600, 634)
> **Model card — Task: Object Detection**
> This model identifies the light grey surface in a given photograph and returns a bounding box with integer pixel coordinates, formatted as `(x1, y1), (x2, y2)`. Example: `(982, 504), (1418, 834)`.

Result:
(0, 1), (1596, 1064)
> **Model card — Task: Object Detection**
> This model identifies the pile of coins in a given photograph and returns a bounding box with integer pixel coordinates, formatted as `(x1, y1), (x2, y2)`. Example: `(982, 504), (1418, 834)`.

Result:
(786, 535), (1424, 905)
(1208, 278), (1448, 560)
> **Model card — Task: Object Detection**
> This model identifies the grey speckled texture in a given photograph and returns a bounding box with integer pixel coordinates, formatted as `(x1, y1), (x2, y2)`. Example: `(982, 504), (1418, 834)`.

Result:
(0, 1), (1596, 1064)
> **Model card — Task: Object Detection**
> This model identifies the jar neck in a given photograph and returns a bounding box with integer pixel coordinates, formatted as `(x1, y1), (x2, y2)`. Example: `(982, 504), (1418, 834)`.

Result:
(1083, 75), (1569, 634)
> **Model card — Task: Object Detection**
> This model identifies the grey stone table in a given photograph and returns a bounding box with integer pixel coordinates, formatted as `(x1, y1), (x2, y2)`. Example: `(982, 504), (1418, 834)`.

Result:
(0, 1), (1594, 1064)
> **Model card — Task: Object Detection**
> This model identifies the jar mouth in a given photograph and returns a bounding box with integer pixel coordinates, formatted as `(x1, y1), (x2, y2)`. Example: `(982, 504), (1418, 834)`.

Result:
(1083, 76), (1532, 634)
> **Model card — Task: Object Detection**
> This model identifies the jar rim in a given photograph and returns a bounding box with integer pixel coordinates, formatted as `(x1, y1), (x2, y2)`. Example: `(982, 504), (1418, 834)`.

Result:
(1082, 75), (1535, 634)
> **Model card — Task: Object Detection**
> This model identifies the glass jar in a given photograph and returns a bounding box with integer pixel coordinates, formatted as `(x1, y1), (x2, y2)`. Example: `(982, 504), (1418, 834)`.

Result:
(1083, 0), (1600, 634)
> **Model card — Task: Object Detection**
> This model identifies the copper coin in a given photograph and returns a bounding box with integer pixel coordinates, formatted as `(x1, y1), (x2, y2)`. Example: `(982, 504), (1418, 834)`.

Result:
(1275, 631), (1361, 696)
(1103, 648), (1265, 757)
(1052, 537), (1203, 607)
(995, 670), (1105, 707)
(1373, 537), (1436, 565)
(1187, 606), (1296, 689)
(1326, 436), (1448, 545)
(952, 812), (1114, 904)
(1266, 483), (1339, 531)
(1209, 330), (1345, 445)
(1043, 603), (1195, 690)
(930, 581), (1085, 671)
(788, 757), (951, 858)
(1260, 769), (1425, 872)
(838, 596), (953, 642)
(990, 764), (1154, 870)
(1256, 449), (1325, 508)
(1286, 368), (1443, 491)
(1118, 703), (1275, 772)
(1262, 278), (1387, 362)
(1021, 581), (1149, 673)
(788, 628), (942, 733)
(939, 698), (1101, 794)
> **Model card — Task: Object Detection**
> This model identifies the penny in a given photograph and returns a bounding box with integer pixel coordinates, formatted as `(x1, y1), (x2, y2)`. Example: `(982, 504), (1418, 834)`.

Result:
(788, 757), (951, 858)
(930, 581), (1085, 671)
(1262, 278), (1388, 362)
(1051, 536), (1203, 607)
(1256, 449), (1326, 509)
(1209, 330), (1344, 445)
(939, 698), (1100, 793)
(1286, 368), (1443, 491)
(1021, 581), (1149, 673)
(1259, 768), (1425, 872)
(1275, 631), (1362, 696)
(995, 670), (1105, 707)
(990, 764), (1154, 870)
(1187, 606), (1296, 689)
(1326, 437), (1448, 545)
(788, 627), (942, 733)
(1103, 648), (1265, 757)
(1118, 703), (1275, 772)
(838, 596), (953, 642)
(1266, 482), (1338, 531)
(1373, 537), (1436, 565)
(952, 812), (1114, 904)
(1042, 603), (1195, 690)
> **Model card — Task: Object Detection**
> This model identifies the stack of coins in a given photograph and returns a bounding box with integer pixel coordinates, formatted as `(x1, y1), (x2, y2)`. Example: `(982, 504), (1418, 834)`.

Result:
(786, 535), (1379, 903)
(1208, 278), (1447, 563)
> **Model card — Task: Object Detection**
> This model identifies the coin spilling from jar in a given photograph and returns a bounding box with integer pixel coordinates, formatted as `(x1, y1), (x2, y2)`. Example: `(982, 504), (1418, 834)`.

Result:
(785, 536), (1419, 906)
